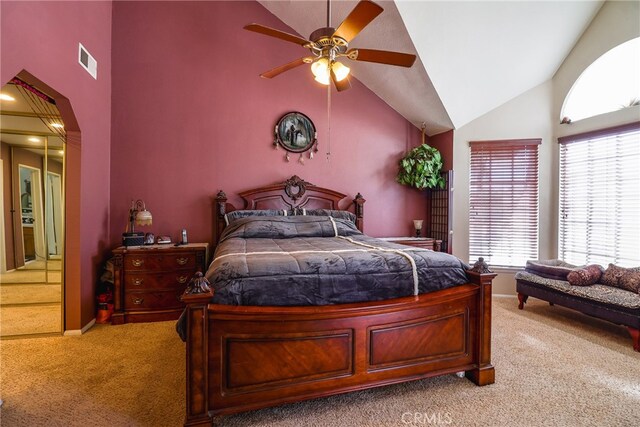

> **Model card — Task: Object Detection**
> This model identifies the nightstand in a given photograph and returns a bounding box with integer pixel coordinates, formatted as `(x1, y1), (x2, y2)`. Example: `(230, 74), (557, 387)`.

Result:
(380, 237), (442, 252)
(111, 243), (209, 324)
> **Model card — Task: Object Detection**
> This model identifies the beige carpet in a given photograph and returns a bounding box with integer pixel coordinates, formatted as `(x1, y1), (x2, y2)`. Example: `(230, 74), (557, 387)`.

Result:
(0, 259), (61, 284)
(0, 304), (61, 336)
(1, 284), (61, 305)
(0, 270), (61, 284)
(20, 260), (61, 271)
(1, 260), (63, 336)
(0, 297), (638, 427)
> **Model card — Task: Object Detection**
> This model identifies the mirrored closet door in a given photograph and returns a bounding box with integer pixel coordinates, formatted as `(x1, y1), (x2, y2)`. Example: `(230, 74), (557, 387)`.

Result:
(0, 80), (65, 337)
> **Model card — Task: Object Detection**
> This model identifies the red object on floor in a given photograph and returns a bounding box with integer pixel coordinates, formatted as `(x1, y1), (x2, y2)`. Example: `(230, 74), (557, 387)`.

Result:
(95, 303), (114, 324)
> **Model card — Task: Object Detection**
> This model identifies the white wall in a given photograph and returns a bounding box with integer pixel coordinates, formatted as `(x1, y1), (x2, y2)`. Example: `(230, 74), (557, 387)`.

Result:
(553, 0), (640, 137)
(453, 81), (555, 295)
(452, 0), (640, 296)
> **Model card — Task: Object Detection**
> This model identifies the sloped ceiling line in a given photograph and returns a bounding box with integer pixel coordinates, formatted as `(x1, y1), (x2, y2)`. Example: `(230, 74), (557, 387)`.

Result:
(257, 0), (602, 135)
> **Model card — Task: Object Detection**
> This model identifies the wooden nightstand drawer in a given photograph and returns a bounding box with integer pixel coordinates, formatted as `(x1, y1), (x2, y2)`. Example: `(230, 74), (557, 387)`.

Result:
(124, 272), (191, 290)
(112, 243), (209, 324)
(124, 289), (183, 311)
(124, 252), (198, 272)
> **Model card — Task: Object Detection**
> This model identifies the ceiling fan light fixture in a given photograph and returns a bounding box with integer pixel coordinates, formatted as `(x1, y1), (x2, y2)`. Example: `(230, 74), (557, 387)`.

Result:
(311, 58), (350, 86)
(314, 74), (331, 86)
(332, 61), (350, 82)
(311, 57), (330, 85)
(245, 0), (415, 90)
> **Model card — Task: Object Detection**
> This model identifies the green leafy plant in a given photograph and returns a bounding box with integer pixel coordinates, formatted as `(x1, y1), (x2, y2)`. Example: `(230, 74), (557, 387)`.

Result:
(396, 144), (445, 190)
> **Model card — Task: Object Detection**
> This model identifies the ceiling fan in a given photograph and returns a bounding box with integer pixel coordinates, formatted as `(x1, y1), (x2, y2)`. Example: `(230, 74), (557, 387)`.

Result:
(245, 0), (417, 92)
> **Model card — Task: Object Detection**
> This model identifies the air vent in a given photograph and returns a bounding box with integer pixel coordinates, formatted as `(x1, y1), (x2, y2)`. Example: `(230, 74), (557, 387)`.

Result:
(78, 43), (97, 79)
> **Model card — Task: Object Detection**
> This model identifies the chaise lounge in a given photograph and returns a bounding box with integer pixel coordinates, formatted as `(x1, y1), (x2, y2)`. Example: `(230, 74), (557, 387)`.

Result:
(515, 260), (640, 352)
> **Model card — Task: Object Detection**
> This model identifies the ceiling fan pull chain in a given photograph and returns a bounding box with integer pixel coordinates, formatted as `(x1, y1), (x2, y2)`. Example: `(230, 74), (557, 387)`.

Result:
(326, 83), (331, 161)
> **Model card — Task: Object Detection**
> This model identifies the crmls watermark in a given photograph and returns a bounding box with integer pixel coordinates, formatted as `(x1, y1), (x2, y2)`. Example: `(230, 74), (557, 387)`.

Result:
(401, 412), (453, 425)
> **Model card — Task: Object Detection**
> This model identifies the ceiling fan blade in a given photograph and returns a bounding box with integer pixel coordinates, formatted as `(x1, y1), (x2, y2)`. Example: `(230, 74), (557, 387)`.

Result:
(347, 48), (416, 67)
(244, 23), (310, 46)
(331, 69), (351, 92)
(332, 0), (383, 43)
(260, 57), (311, 79)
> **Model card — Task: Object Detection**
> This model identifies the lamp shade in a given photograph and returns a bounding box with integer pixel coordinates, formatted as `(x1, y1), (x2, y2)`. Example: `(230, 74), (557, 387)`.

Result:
(413, 219), (423, 238)
(311, 58), (330, 85)
(331, 61), (350, 82)
(311, 58), (350, 86)
(135, 208), (152, 226)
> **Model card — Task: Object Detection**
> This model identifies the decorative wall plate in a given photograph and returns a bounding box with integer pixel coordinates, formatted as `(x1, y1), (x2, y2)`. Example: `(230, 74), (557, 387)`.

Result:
(274, 112), (318, 162)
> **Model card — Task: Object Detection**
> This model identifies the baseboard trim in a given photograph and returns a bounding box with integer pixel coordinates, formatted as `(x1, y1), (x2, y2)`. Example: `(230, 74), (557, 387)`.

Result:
(493, 294), (517, 298)
(64, 318), (95, 336)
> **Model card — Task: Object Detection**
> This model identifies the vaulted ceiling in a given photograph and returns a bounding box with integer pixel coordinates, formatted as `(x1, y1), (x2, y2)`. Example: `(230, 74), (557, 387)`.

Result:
(258, 0), (603, 135)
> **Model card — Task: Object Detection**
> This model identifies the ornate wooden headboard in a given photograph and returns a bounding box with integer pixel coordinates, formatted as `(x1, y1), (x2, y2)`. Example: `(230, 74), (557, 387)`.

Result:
(212, 175), (366, 246)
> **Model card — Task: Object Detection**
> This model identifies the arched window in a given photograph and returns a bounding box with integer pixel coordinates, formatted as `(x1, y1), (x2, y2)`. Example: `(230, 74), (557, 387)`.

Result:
(561, 37), (640, 122)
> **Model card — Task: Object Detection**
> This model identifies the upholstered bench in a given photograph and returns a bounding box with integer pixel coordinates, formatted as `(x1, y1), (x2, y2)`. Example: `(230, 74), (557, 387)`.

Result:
(515, 264), (640, 352)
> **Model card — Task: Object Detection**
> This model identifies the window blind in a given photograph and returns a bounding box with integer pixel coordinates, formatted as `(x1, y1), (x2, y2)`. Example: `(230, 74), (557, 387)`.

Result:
(559, 122), (640, 267)
(469, 139), (540, 267)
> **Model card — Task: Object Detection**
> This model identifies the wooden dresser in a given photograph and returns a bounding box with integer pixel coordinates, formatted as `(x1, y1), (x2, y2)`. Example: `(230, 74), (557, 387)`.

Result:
(111, 243), (209, 324)
(380, 237), (442, 251)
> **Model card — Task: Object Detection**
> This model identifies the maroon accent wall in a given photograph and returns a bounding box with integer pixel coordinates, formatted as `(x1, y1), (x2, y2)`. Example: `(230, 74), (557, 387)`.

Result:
(110, 1), (425, 243)
(1, 1), (112, 330)
(428, 129), (454, 171)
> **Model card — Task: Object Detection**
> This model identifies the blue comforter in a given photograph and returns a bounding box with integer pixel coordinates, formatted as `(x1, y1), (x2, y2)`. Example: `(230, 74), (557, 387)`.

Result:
(206, 216), (469, 306)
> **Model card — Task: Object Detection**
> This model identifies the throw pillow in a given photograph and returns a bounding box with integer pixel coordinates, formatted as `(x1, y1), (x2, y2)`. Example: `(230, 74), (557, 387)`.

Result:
(600, 264), (640, 294)
(524, 259), (576, 280)
(567, 264), (604, 286)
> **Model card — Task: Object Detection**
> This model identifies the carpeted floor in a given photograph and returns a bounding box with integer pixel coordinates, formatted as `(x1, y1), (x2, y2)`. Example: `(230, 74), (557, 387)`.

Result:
(0, 260), (62, 284)
(1, 260), (63, 337)
(1, 284), (61, 305)
(0, 270), (61, 284)
(0, 304), (62, 336)
(0, 297), (638, 426)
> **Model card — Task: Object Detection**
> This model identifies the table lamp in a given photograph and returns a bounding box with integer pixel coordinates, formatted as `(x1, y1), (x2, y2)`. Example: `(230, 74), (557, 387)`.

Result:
(413, 219), (423, 238)
(123, 200), (152, 246)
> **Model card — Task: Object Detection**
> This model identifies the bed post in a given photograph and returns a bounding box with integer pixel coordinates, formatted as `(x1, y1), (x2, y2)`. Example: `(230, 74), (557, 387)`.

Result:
(353, 192), (366, 232)
(465, 257), (497, 386)
(181, 273), (214, 427)
(213, 191), (227, 248)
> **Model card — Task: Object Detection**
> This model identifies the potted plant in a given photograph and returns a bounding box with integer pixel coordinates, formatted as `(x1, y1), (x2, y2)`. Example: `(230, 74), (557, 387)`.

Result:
(396, 144), (446, 190)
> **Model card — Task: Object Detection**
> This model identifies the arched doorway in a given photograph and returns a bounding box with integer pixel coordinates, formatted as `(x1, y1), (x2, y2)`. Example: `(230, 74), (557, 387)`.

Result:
(0, 71), (80, 337)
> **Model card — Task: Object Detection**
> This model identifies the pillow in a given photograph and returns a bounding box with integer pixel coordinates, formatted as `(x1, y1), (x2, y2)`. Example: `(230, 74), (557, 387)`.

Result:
(224, 209), (287, 225)
(600, 264), (640, 294)
(294, 208), (357, 224)
(567, 264), (603, 286)
(524, 259), (577, 280)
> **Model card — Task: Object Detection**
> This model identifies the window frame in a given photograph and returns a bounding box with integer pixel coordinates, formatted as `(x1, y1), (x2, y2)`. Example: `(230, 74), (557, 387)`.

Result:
(468, 138), (541, 268)
(560, 37), (640, 123)
(558, 121), (640, 267)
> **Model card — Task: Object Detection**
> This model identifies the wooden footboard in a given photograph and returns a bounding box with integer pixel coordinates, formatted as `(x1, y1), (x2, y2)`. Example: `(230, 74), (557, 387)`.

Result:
(182, 270), (496, 426)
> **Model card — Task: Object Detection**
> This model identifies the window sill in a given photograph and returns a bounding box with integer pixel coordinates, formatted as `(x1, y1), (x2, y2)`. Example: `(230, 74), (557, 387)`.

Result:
(486, 266), (521, 273)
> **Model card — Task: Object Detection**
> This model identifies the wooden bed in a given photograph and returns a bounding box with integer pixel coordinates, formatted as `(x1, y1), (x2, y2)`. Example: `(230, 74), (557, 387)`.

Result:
(181, 175), (496, 426)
